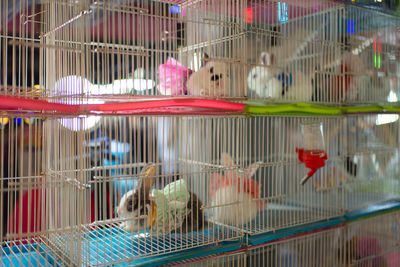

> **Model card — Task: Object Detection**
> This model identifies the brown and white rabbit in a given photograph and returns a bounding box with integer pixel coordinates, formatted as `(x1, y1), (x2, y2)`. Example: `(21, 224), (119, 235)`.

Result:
(116, 165), (156, 232)
(117, 165), (205, 233)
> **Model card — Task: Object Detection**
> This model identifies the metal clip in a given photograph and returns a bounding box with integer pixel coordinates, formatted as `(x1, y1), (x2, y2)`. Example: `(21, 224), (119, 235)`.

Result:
(20, 10), (47, 26)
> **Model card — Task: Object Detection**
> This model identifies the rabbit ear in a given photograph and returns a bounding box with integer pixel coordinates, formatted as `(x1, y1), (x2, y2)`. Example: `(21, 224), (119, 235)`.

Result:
(201, 53), (210, 68)
(209, 173), (224, 198)
(137, 164), (157, 194)
(246, 162), (260, 178)
(221, 153), (235, 167)
(222, 153), (237, 179)
(260, 52), (273, 66)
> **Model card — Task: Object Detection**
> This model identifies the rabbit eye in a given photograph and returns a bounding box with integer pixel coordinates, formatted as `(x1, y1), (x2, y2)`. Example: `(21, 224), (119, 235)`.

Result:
(140, 206), (146, 214)
(127, 199), (133, 212)
(209, 67), (214, 74)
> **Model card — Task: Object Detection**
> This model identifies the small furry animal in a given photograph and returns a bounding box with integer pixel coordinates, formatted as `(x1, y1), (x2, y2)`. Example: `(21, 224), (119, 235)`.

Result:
(186, 54), (230, 97)
(247, 52), (313, 101)
(117, 165), (204, 233)
(117, 165), (156, 232)
(247, 29), (316, 101)
(209, 153), (265, 226)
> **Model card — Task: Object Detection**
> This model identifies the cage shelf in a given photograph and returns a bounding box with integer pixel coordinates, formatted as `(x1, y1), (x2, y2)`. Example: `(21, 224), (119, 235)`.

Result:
(4, 94), (400, 117)
(51, 224), (238, 266)
(1, 239), (62, 267)
(247, 200), (400, 246)
(168, 206), (400, 267)
(1, 201), (399, 266)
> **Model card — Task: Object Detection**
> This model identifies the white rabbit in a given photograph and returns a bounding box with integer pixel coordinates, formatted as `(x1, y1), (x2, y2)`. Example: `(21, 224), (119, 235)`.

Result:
(209, 153), (265, 226)
(247, 52), (281, 98)
(247, 52), (313, 101)
(247, 29), (317, 101)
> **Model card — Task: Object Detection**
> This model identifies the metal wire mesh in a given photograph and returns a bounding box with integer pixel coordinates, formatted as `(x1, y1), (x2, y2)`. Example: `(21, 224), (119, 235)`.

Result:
(0, 113), (399, 265)
(2, 1), (397, 102)
(337, 211), (400, 267)
(171, 210), (400, 267)
(0, 0), (399, 266)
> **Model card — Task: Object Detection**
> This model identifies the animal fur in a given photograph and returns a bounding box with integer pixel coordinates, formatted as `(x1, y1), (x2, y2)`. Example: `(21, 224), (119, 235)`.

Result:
(186, 55), (230, 97)
(247, 29), (316, 101)
(210, 153), (264, 226)
(117, 167), (204, 233)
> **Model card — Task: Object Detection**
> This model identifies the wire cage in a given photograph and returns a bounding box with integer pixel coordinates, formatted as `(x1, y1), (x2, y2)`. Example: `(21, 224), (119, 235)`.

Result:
(39, 0), (398, 103)
(0, 0), (399, 266)
(163, 114), (399, 236)
(41, 115), (247, 266)
(170, 210), (400, 267)
(39, 0), (248, 100)
(168, 227), (341, 266)
(246, 0), (400, 104)
(337, 211), (400, 267)
(2, 0), (397, 102)
(0, 113), (399, 265)
(0, 115), (57, 266)
(29, 114), (400, 265)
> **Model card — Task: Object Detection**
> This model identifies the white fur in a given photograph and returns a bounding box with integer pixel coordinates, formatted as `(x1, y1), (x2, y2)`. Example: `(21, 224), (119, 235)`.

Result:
(247, 56), (313, 101)
(247, 65), (281, 98)
(247, 29), (318, 101)
(117, 189), (138, 231)
(285, 72), (313, 101)
(186, 61), (230, 97)
(117, 189), (134, 218)
(210, 153), (262, 225)
(117, 189), (150, 232)
(211, 186), (259, 225)
(119, 208), (144, 232)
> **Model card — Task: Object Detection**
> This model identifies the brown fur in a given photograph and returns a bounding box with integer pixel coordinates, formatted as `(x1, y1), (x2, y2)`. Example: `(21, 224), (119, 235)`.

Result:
(171, 191), (204, 234)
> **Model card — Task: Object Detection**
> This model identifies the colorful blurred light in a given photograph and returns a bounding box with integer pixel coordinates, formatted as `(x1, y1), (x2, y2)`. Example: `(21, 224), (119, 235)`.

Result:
(347, 19), (355, 34)
(373, 36), (382, 69)
(170, 5), (180, 14)
(24, 118), (35, 125)
(170, 5), (185, 16)
(246, 7), (253, 23)
(278, 2), (288, 23)
(0, 117), (9, 128)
